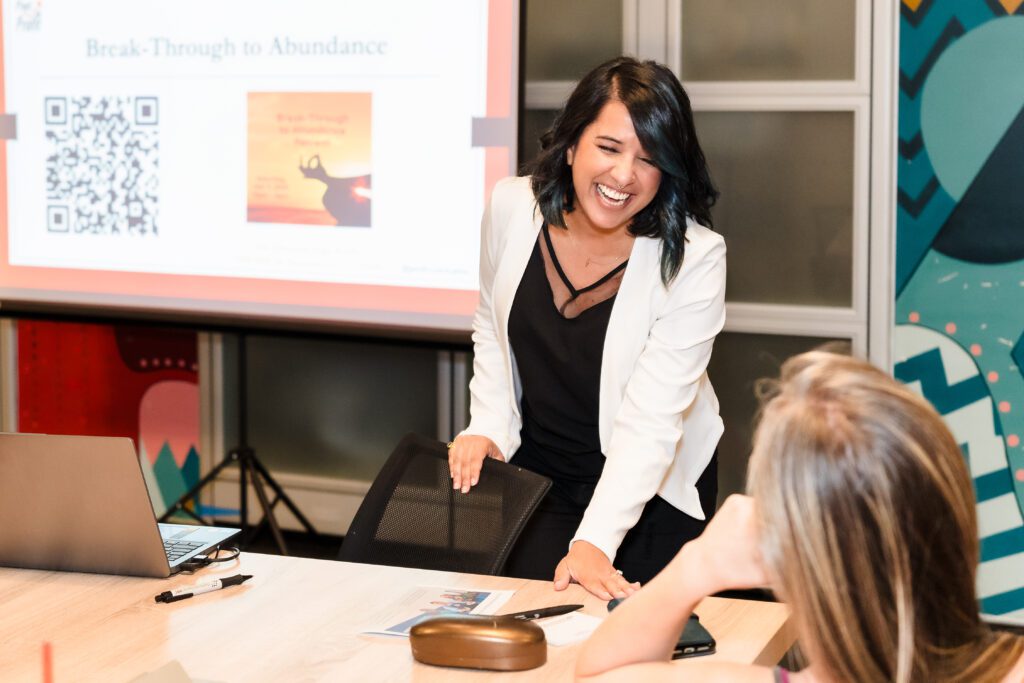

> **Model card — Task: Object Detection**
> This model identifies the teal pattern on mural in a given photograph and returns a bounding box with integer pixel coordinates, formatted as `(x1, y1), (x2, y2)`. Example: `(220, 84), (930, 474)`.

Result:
(898, 0), (1024, 618)
(894, 325), (1024, 615)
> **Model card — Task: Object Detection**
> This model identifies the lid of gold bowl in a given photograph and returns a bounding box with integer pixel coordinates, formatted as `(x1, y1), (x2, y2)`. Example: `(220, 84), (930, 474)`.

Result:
(411, 614), (545, 643)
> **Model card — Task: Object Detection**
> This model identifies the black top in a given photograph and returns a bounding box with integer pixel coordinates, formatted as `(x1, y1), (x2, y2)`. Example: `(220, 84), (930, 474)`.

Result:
(507, 225), (628, 491)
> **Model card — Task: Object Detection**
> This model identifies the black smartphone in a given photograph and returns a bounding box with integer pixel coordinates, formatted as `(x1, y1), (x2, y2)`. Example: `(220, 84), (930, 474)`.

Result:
(607, 598), (716, 659)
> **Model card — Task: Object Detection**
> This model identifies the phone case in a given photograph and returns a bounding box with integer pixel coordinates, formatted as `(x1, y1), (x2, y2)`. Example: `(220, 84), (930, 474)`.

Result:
(672, 616), (716, 659)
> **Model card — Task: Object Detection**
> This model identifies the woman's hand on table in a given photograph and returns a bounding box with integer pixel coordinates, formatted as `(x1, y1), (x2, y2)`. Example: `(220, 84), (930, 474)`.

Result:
(553, 540), (640, 601)
(447, 435), (504, 493)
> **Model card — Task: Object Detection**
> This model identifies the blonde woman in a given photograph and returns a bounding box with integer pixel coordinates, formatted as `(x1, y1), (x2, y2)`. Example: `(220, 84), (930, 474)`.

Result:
(576, 350), (1024, 682)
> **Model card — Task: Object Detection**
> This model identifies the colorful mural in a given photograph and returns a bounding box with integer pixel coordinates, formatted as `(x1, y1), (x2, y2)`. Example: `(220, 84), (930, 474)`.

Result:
(17, 321), (201, 517)
(897, 1), (1024, 617)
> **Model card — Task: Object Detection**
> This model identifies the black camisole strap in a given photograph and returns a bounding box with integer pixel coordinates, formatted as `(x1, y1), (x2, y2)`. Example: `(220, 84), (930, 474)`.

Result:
(542, 224), (628, 299)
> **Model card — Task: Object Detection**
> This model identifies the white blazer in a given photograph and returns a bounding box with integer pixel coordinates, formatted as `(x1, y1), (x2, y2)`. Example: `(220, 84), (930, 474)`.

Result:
(464, 176), (726, 562)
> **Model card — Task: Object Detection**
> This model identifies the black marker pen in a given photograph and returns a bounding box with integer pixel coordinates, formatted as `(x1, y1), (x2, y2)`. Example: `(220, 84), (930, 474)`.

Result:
(155, 574), (252, 603)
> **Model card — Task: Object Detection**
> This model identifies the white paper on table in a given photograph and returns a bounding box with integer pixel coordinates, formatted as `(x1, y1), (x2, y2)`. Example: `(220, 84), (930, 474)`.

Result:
(538, 612), (604, 646)
(362, 586), (515, 637)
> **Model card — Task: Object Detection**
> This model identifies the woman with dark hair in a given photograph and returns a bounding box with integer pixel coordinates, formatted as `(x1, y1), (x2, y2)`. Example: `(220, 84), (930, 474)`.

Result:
(447, 57), (725, 599)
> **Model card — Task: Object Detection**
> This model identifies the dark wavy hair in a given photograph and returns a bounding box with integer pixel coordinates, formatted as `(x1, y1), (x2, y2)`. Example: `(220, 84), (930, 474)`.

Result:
(527, 57), (718, 286)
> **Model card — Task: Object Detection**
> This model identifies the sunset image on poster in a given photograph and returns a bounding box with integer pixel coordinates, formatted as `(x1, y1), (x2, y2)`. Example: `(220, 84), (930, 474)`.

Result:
(247, 92), (372, 227)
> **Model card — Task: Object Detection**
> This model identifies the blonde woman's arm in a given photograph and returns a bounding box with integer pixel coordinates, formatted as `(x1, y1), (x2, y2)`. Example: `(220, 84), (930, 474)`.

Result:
(575, 495), (777, 683)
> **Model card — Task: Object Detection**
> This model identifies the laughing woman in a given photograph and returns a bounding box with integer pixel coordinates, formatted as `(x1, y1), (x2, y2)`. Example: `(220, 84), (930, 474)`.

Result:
(447, 57), (725, 599)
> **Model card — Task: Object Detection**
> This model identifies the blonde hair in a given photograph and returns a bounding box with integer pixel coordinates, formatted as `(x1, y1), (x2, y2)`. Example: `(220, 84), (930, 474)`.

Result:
(747, 350), (1023, 683)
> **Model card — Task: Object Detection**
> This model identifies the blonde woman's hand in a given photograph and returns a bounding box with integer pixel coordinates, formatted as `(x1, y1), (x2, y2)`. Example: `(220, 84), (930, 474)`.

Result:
(447, 435), (504, 493)
(686, 494), (769, 595)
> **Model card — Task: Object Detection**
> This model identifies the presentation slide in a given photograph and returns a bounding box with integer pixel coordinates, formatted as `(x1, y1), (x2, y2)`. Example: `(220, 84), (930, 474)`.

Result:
(0, 0), (518, 335)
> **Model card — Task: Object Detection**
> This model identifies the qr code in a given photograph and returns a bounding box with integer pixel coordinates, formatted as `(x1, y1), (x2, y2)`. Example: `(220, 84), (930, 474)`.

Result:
(45, 96), (159, 236)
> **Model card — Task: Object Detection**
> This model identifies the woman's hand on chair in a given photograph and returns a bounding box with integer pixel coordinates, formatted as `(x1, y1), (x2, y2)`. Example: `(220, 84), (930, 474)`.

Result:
(553, 540), (640, 601)
(447, 435), (503, 493)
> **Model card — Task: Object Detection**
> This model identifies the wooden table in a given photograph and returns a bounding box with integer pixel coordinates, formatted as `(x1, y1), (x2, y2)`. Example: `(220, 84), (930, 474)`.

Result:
(0, 553), (794, 681)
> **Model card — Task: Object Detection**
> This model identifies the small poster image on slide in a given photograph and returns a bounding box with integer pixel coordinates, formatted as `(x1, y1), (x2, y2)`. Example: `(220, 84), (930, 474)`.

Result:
(247, 92), (372, 228)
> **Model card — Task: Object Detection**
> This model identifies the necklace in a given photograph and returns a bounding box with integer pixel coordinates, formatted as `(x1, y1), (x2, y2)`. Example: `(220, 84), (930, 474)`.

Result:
(564, 219), (633, 269)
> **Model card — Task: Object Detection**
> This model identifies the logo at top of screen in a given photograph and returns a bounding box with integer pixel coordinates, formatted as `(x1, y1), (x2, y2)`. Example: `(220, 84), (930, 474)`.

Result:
(16, 0), (41, 32)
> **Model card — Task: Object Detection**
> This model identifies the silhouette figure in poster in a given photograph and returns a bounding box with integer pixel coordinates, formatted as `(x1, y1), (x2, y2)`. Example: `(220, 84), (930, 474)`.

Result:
(299, 154), (371, 227)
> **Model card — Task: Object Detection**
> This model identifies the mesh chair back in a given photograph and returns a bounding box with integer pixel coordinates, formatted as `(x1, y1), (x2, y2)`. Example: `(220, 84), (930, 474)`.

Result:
(339, 434), (551, 575)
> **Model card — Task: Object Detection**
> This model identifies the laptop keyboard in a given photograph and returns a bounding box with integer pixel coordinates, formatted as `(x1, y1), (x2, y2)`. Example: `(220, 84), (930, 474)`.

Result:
(163, 539), (204, 562)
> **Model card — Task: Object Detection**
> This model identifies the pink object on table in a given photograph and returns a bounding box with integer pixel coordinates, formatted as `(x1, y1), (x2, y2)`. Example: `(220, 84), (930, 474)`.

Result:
(42, 641), (53, 683)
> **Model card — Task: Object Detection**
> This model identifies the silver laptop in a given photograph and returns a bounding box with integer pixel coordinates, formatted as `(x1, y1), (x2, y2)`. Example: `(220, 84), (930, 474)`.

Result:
(0, 433), (239, 577)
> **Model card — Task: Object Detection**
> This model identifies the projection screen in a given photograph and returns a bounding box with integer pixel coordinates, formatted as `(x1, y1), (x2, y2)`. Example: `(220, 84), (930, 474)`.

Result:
(0, 0), (519, 337)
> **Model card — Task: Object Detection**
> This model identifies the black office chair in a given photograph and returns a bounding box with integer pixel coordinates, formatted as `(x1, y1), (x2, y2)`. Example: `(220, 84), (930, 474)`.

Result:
(338, 433), (551, 575)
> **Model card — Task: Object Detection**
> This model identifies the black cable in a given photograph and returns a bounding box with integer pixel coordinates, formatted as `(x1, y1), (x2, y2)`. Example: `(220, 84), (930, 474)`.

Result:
(175, 545), (241, 574)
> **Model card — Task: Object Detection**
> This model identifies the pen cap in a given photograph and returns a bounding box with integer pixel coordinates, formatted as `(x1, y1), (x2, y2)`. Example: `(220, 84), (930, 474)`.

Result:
(410, 614), (546, 671)
(154, 591), (190, 604)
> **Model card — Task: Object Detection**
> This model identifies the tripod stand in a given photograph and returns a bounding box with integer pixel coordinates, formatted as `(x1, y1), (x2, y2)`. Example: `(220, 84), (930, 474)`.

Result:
(159, 332), (317, 555)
